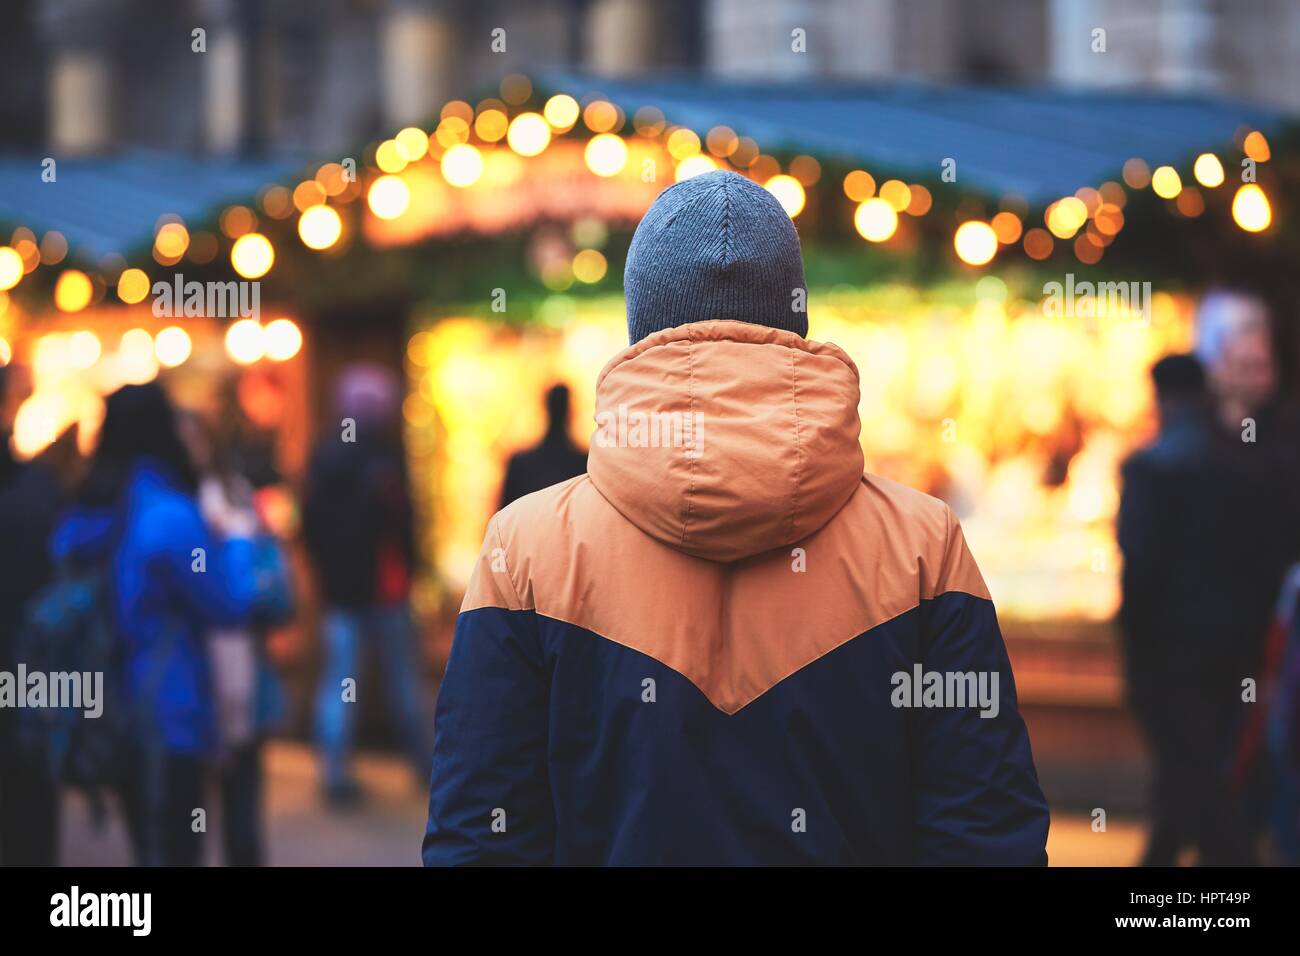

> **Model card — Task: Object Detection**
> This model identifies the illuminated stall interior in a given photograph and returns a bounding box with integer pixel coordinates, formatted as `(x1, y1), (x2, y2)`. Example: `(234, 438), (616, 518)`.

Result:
(404, 287), (1194, 623)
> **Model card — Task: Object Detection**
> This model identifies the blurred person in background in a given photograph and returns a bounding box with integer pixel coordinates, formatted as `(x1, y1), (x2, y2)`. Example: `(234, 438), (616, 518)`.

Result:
(1118, 353), (1264, 865)
(303, 364), (430, 807)
(1196, 291), (1300, 841)
(179, 410), (290, 866)
(1196, 291), (1280, 434)
(49, 383), (258, 865)
(0, 364), (73, 865)
(498, 383), (587, 509)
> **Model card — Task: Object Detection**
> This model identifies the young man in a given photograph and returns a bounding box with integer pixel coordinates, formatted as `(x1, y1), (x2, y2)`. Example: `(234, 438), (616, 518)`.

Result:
(424, 170), (1049, 865)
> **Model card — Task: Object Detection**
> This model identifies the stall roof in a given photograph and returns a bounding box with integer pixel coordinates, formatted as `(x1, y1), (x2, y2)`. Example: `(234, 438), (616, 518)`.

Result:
(0, 81), (1287, 261)
(544, 73), (1287, 203)
(0, 148), (303, 260)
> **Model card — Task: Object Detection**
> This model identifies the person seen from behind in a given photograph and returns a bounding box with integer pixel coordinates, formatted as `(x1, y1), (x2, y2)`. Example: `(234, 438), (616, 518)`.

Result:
(51, 383), (258, 865)
(424, 170), (1049, 865)
(1118, 353), (1264, 865)
(303, 364), (431, 806)
(498, 383), (587, 509)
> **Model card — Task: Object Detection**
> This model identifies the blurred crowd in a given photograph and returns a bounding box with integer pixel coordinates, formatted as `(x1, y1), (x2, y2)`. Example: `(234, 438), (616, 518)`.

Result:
(0, 362), (431, 866)
(2, 293), (1300, 867)
(1119, 290), (1300, 865)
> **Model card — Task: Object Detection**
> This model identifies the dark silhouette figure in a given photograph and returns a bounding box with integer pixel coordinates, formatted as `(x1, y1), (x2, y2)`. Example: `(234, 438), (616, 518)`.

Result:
(302, 364), (429, 805)
(499, 384), (587, 509)
(1118, 354), (1270, 866)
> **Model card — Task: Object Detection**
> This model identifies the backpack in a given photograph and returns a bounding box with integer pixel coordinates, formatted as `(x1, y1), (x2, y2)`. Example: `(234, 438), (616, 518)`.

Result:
(250, 532), (296, 629)
(14, 559), (132, 792)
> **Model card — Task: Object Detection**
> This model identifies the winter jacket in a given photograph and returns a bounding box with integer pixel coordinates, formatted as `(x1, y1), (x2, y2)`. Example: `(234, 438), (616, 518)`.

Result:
(51, 460), (256, 755)
(424, 320), (1049, 865)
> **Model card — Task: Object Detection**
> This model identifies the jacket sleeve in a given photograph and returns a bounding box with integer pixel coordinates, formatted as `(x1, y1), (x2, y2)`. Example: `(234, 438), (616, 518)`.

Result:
(1116, 456), (1162, 643)
(423, 515), (555, 866)
(910, 507), (1050, 865)
(138, 493), (256, 629)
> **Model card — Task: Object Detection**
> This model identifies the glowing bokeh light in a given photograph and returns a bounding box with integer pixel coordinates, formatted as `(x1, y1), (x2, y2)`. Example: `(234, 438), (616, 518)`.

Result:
(1232, 184), (1272, 232)
(225, 319), (265, 365)
(953, 221), (998, 266)
(297, 204), (342, 250)
(264, 318), (303, 361)
(584, 134), (628, 177)
(441, 143), (485, 187)
(764, 174), (807, 218)
(230, 232), (275, 278)
(854, 198), (898, 242)
(367, 175), (411, 220)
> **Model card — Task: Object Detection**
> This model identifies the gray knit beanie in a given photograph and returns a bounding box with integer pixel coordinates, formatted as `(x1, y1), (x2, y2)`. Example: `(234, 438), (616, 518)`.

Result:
(624, 170), (808, 344)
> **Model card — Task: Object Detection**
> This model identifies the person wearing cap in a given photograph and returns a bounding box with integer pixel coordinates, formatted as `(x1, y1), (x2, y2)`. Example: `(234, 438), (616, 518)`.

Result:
(423, 170), (1048, 865)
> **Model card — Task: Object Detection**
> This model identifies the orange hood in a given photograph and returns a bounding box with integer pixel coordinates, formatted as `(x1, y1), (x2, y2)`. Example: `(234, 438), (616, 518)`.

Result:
(587, 320), (865, 563)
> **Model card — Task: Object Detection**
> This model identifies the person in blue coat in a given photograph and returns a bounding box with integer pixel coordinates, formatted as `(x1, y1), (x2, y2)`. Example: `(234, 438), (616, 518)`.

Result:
(51, 383), (257, 866)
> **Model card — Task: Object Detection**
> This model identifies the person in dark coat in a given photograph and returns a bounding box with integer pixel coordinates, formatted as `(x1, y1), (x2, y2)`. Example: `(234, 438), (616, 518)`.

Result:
(498, 384), (587, 509)
(1118, 353), (1271, 865)
(0, 426), (71, 866)
(302, 364), (430, 805)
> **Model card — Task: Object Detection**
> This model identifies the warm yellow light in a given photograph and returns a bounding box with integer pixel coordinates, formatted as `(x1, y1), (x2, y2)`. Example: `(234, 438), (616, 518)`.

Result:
(674, 155), (717, 181)
(665, 128), (701, 160)
(991, 211), (1023, 244)
(474, 109), (508, 142)
(764, 174), (806, 218)
(543, 94), (580, 130)
(264, 318), (303, 361)
(0, 246), (26, 290)
(118, 328), (157, 385)
(1047, 197), (1088, 238)
(117, 267), (151, 304)
(434, 116), (470, 149)
(854, 198), (898, 242)
(54, 270), (93, 312)
(572, 249), (608, 284)
(1232, 183), (1272, 232)
(1243, 131), (1271, 162)
(506, 113), (551, 157)
(67, 330), (101, 369)
(225, 319), (265, 365)
(0, 337), (10, 367)
(843, 170), (876, 202)
(154, 326), (192, 367)
(441, 143), (484, 187)
(375, 140), (407, 173)
(367, 175), (411, 220)
(879, 179), (911, 212)
(154, 222), (190, 259)
(953, 221), (998, 266)
(298, 204), (342, 249)
(583, 100), (620, 134)
(1151, 165), (1182, 199)
(230, 232), (275, 278)
(395, 126), (430, 162)
(1193, 153), (1224, 188)
(584, 134), (628, 177)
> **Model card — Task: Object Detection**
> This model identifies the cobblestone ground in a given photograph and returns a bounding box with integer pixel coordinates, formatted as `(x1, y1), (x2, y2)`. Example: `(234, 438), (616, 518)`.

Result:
(57, 741), (1145, 866)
